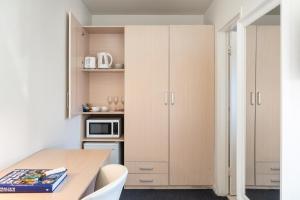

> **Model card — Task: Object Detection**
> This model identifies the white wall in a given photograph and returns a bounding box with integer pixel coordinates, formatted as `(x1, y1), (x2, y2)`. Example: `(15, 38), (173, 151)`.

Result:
(0, 0), (90, 170)
(281, 1), (300, 199)
(203, 0), (278, 196)
(92, 15), (204, 25)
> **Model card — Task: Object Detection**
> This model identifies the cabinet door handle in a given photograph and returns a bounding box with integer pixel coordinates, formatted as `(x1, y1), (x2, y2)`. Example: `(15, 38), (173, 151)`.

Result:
(270, 167), (280, 171)
(270, 179), (280, 183)
(171, 92), (175, 105)
(257, 92), (262, 105)
(139, 167), (154, 171)
(66, 92), (69, 109)
(164, 92), (168, 105)
(250, 92), (255, 105)
(139, 179), (154, 183)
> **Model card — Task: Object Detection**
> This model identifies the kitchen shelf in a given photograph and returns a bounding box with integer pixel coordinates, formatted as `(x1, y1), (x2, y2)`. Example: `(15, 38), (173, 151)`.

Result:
(81, 68), (124, 72)
(81, 135), (124, 142)
(81, 111), (124, 115)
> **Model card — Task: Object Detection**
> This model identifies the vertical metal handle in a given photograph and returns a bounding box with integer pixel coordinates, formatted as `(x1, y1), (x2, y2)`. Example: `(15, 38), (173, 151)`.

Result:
(66, 92), (69, 109)
(171, 92), (175, 105)
(257, 92), (262, 105)
(250, 92), (255, 105)
(164, 92), (168, 105)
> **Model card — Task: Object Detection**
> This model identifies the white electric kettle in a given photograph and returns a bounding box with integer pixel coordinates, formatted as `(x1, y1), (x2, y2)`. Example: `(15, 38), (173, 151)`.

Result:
(97, 52), (113, 68)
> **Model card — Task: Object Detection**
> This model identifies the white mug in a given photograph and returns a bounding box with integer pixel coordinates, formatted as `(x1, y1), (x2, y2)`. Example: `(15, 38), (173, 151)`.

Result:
(84, 57), (96, 69)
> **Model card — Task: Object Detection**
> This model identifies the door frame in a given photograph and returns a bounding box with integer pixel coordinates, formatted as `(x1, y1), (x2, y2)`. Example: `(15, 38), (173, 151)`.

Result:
(236, 0), (281, 199)
(219, 14), (240, 197)
(228, 30), (238, 196)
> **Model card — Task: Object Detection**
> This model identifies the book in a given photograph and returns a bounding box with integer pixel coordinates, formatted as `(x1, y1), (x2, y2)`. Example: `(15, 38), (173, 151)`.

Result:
(0, 169), (67, 193)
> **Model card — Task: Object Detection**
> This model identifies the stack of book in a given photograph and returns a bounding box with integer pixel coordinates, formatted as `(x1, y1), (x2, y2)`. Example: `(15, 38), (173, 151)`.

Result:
(0, 168), (67, 193)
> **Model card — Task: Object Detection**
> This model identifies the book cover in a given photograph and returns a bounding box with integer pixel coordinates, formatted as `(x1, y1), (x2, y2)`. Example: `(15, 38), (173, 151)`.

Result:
(0, 169), (67, 193)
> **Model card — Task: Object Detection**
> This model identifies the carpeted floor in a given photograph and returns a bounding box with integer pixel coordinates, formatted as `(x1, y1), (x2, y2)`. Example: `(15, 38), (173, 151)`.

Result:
(246, 189), (280, 200)
(120, 189), (227, 200)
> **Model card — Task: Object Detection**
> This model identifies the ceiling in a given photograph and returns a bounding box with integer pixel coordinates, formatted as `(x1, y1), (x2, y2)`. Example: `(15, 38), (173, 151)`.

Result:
(82, 0), (213, 15)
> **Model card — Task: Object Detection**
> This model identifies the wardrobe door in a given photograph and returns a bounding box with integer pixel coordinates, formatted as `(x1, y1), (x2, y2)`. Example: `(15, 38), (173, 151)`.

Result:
(245, 26), (257, 186)
(255, 26), (280, 163)
(125, 26), (169, 162)
(68, 12), (88, 118)
(169, 25), (214, 185)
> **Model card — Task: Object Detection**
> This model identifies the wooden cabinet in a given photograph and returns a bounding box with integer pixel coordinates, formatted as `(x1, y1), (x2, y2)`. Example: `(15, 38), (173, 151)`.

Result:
(169, 25), (214, 186)
(125, 25), (214, 187)
(255, 26), (280, 163)
(68, 15), (215, 188)
(68, 12), (125, 147)
(246, 26), (280, 187)
(246, 26), (257, 186)
(127, 174), (169, 186)
(68, 13), (88, 117)
(125, 162), (168, 174)
(68, 13), (125, 119)
(124, 26), (169, 162)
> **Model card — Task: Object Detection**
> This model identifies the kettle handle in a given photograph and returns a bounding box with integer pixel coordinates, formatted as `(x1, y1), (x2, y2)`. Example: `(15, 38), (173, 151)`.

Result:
(107, 53), (113, 67)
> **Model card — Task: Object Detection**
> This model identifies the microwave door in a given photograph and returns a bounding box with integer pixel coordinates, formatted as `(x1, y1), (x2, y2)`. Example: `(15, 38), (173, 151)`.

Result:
(89, 123), (112, 137)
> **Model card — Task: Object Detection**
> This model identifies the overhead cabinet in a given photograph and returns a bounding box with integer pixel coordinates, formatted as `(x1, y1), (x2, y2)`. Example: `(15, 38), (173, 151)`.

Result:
(68, 12), (126, 147)
(68, 13), (125, 118)
(246, 25), (280, 187)
(68, 13), (89, 117)
(125, 25), (214, 187)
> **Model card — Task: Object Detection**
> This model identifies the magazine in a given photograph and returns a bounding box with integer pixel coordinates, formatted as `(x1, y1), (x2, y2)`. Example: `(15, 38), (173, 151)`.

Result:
(0, 169), (67, 193)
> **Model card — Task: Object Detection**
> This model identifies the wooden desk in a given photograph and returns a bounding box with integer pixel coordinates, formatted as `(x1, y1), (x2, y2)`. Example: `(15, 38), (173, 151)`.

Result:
(0, 149), (110, 200)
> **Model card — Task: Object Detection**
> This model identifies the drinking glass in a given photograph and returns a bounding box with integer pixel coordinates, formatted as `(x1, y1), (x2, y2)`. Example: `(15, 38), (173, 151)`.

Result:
(107, 96), (113, 110)
(113, 96), (119, 111)
(121, 96), (125, 111)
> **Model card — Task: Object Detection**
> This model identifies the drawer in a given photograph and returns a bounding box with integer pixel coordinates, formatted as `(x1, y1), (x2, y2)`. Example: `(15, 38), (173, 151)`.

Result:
(256, 174), (280, 187)
(125, 162), (168, 174)
(126, 174), (168, 186)
(256, 162), (280, 175)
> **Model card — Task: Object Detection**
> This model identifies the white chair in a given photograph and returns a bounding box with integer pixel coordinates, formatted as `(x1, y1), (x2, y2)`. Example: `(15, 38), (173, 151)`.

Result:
(82, 164), (128, 200)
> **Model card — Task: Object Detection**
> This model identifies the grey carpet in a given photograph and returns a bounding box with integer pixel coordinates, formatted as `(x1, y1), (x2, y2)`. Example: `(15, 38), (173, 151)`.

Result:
(246, 189), (280, 200)
(120, 189), (227, 200)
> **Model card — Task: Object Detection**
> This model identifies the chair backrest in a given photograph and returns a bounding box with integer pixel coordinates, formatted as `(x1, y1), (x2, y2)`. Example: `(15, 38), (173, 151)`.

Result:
(81, 164), (128, 200)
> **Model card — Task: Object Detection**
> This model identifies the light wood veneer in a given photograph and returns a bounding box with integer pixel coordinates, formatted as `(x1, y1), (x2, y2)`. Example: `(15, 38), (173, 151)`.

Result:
(255, 26), (280, 163)
(0, 149), (110, 200)
(169, 25), (214, 186)
(124, 26), (169, 162)
(246, 26), (257, 186)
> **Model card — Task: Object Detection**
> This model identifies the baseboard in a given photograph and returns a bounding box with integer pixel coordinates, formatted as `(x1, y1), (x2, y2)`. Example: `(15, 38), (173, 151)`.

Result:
(125, 185), (212, 189)
(212, 183), (228, 197)
(246, 186), (280, 190)
(227, 195), (237, 200)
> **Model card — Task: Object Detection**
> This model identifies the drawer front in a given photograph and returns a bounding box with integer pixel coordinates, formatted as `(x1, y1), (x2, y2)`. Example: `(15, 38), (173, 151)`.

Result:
(256, 162), (280, 175)
(256, 174), (280, 187)
(126, 174), (168, 186)
(125, 162), (168, 174)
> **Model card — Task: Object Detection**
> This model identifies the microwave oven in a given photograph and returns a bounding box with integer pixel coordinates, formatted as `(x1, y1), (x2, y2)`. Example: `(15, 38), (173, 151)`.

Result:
(86, 118), (121, 138)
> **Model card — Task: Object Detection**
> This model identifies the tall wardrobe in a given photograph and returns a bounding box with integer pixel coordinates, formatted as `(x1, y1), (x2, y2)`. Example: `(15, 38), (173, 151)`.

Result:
(246, 25), (280, 187)
(125, 25), (214, 187)
(67, 13), (215, 188)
